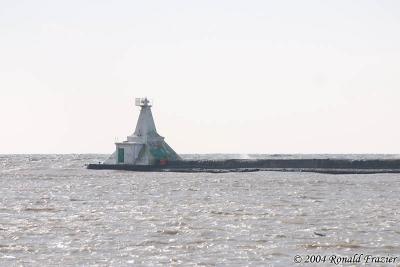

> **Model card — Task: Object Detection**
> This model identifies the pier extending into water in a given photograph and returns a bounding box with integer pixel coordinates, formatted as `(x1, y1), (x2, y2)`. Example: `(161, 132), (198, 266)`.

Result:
(87, 158), (400, 174)
(89, 98), (400, 174)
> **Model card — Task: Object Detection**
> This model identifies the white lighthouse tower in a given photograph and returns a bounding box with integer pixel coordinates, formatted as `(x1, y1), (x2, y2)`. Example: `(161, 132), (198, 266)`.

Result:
(104, 98), (181, 165)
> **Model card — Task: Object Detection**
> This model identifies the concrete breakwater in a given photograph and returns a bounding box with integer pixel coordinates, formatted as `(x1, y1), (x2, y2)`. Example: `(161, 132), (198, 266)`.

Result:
(87, 158), (400, 174)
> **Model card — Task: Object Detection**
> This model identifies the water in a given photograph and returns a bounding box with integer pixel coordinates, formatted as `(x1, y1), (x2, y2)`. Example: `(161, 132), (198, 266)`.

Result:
(1, 154), (400, 266)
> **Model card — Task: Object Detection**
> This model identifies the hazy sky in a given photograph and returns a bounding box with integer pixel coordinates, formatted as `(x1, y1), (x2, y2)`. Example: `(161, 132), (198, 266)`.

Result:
(1, 0), (400, 154)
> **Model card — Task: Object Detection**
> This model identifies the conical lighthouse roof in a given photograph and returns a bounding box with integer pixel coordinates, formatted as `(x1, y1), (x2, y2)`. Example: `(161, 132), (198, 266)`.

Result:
(133, 104), (159, 137)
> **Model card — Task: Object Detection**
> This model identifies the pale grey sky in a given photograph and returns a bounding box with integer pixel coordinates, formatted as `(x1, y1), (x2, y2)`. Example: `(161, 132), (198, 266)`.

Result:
(1, 0), (400, 154)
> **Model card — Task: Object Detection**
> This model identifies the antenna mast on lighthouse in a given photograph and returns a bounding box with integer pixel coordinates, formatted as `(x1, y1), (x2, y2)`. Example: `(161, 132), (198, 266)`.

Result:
(135, 97), (152, 107)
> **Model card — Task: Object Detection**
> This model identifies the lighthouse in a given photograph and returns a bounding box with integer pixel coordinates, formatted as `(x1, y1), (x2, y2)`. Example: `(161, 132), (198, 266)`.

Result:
(104, 98), (181, 165)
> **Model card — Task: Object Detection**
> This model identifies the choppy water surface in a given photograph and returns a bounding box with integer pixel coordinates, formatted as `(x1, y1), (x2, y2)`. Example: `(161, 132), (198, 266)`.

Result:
(1, 154), (400, 266)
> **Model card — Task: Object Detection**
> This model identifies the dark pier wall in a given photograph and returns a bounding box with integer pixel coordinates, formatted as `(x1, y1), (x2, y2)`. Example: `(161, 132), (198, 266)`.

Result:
(87, 158), (400, 173)
(167, 159), (400, 169)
